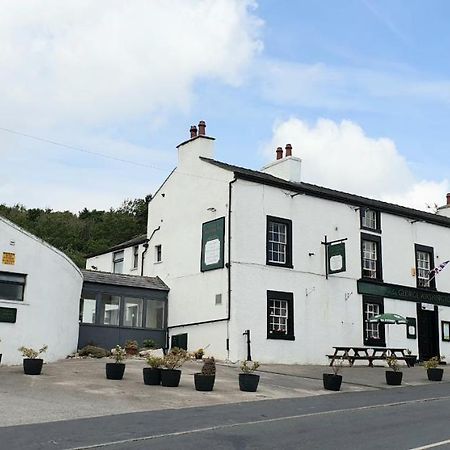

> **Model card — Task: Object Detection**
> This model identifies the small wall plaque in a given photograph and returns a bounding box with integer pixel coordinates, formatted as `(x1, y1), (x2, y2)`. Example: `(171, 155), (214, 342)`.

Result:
(2, 252), (16, 265)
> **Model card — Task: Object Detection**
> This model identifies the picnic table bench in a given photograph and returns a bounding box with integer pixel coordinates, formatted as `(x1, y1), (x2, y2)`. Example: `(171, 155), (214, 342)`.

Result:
(327, 346), (415, 368)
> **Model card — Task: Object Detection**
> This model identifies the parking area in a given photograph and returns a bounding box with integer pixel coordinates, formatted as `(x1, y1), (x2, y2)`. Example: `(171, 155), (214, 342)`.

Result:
(0, 358), (444, 427)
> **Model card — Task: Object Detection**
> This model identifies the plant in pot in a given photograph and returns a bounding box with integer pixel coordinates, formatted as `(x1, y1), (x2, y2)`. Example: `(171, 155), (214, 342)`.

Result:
(18, 345), (48, 375)
(124, 340), (139, 356)
(323, 357), (344, 391)
(161, 347), (188, 387)
(424, 356), (444, 381)
(385, 355), (403, 385)
(405, 349), (417, 368)
(143, 355), (164, 385)
(194, 348), (205, 360)
(106, 345), (127, 380)
(239, 360), (260, 392)
(194, 357), (216, 391)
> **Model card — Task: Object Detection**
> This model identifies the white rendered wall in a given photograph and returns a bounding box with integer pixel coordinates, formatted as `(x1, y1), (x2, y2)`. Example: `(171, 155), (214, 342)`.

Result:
(227, 179), (450, 364)
(86, 243), (146, 275)
(0, 217), (83, 365)
(145, 137), (233, 358)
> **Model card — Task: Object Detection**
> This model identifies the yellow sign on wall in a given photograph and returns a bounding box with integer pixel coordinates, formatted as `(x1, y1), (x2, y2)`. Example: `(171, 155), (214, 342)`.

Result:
(2, 252), (16, 265)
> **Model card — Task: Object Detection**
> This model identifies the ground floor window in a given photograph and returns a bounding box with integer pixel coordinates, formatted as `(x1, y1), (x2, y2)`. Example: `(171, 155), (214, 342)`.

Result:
(362, 296), (385, 346)
(99, 294), (121, 326)
(0, 271), (26, 301)
(267, 290), (294, 340)
(145, 300), (165, 329)
(80, 290), (167, 330)
(80, 295), (96, 324)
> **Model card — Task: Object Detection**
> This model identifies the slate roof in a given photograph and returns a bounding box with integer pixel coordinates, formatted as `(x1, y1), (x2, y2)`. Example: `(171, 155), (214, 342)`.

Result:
(81, 269), (169, 291)
(86, 234), (148, 258)
(201, 157), (450, 229)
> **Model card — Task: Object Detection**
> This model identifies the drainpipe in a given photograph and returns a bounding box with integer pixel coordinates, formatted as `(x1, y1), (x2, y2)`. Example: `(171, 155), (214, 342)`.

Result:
(141, 226), (160, 276)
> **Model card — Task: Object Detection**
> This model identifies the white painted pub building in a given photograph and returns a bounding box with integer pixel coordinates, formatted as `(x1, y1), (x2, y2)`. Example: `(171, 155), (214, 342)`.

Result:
(86, 122), (450, 364)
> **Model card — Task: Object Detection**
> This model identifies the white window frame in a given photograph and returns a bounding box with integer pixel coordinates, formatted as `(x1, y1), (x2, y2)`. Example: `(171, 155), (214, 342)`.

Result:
(417, 251), (431, 287)
(362, 240), (377, 279)
(112, 250), (124, 274)
(362, 209), (378, 230)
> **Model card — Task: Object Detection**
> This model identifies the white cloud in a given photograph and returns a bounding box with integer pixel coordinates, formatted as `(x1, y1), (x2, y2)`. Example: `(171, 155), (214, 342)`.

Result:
(266, 117), (449, 211)
(0, 0), (262, 210)
(259, 60), (450, 111)
(0, 0), (262, 127)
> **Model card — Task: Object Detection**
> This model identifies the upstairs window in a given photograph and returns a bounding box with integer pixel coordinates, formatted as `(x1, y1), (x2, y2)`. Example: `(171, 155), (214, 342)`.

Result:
(0, 271), (26, 301)
(155, 245), (162, 263)
(113, 251), (124, 274)
(266, 216), (292, 268)
(360, 208), (381, 233)
(361, 233), (382, 280)
(415, 244), (435, 290)
(132, 245), (139, 269)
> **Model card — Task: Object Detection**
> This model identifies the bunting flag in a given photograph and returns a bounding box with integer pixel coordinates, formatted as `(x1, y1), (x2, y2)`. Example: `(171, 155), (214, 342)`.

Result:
(429, 260), (450, 280)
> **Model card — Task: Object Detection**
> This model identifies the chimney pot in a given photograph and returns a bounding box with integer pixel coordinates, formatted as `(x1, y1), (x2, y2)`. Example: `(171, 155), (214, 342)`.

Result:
(190, 125), (198, 138)
(276, 147), (283, 160)
(285, 144), (292, 157)
(198, 120), (206, 136)
(447, 193), (450, 206)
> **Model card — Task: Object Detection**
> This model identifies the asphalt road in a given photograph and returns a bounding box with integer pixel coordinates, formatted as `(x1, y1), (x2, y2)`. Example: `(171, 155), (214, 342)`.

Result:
(2, 383), (450, 450)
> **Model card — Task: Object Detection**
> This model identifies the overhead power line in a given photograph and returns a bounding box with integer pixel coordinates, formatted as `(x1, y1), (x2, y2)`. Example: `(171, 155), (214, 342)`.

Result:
(0, 126), (167, 170)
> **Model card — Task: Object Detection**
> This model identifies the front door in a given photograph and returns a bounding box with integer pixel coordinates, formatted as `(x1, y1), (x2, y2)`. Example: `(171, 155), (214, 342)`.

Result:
(417, 304), (439, 361)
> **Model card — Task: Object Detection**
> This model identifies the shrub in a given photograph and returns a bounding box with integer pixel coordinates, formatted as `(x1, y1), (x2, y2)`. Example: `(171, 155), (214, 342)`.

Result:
(194, 348), (205, 359)
(111, 345), (126, 364)
(18, 345), (48, 359)
(78, 345), (110, 358)
(142, 339), (156, 349)
(201, 357), (216, 376)
(146, 355), (164, 369)
(240, 360), (260, 374)
(332, 357), (344, 375)
(386, 355), (400, 372)
(163, 347), (188, 370)
(124, 340), (139, 355)
(424, 356), (444, 369)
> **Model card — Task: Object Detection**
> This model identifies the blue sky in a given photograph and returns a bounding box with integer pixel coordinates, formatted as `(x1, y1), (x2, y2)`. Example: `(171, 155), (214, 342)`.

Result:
(0, 1), (449, 211)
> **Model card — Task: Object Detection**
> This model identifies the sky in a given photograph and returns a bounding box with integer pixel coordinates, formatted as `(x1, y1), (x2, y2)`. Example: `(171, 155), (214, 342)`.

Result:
(0, 0), (449, 212)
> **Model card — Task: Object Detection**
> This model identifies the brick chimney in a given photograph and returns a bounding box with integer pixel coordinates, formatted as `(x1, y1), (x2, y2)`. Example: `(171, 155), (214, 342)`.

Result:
(436, 193), (450, 218)
(176, 121), (215, 168)
(261, 144), (302, 183)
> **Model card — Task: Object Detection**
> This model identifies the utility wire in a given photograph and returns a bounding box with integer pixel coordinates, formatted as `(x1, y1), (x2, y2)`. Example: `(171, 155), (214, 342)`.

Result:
(0, 126), (168, 170)
(0, 125), (231, 184)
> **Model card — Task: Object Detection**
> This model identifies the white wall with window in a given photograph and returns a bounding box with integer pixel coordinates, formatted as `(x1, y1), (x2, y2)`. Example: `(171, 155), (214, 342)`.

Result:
(0, 216), (83, 365)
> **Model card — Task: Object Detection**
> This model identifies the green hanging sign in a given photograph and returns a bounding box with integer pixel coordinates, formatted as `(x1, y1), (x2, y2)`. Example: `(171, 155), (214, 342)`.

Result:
(201, 217), (225, 272)
(327, 242), (346, 274)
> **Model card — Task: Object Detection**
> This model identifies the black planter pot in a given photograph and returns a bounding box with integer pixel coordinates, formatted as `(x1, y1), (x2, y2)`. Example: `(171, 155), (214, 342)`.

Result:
(323, 373), (343, 391)
(427, 368), (444, 381)
(194, 373), (215, 391)
(385, 371), (403, 385)
(405, 356), (416, 367)
(23, 358), (43, 375)
(239, 373), (260, 392)
(143, 367), (161, 385)
(106, 363), (125, 380)
(0, 353), (2, 364)
(161, 369), (181, 387)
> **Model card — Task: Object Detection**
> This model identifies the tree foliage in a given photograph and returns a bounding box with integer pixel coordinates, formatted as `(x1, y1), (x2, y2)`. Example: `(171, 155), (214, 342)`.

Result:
(0, 198), (148, 268)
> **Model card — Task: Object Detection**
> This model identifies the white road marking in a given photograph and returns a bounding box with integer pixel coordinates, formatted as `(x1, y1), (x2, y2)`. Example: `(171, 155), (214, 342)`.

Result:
(410, 439), (450, 450)
(66, 395), (450, 450)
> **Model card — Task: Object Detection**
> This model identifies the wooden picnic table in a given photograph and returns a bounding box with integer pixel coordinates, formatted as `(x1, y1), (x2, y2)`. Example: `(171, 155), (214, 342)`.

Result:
(327, 346), (414, 368)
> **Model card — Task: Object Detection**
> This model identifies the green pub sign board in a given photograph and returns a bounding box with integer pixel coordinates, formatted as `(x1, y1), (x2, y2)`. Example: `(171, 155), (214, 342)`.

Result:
(201, 217), (225, 272)
(327, 242), (346, 275)
(0, 307), (17, 323)
(357, 280), (450, 307)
